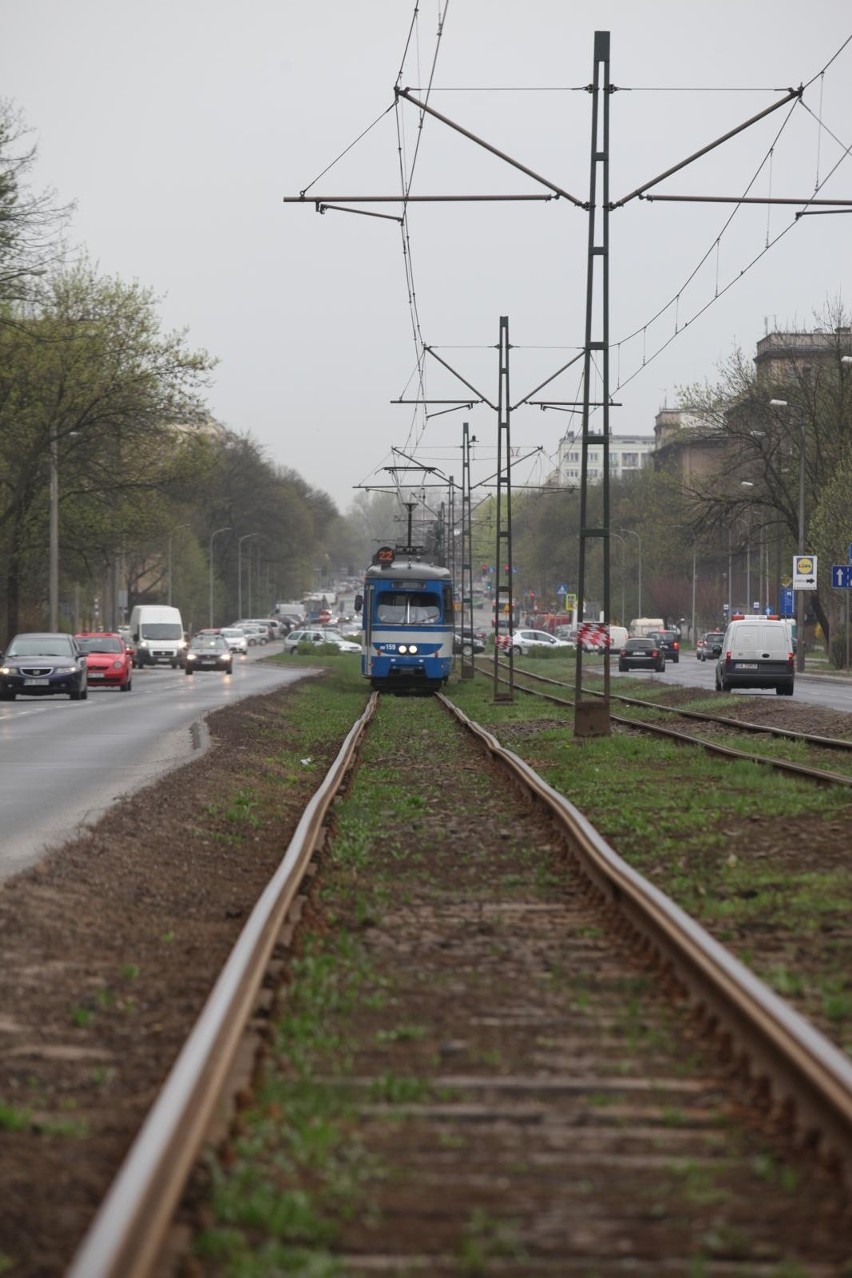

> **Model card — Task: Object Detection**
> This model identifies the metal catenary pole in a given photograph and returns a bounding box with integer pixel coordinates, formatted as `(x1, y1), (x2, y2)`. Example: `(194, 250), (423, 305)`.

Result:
(460, 422), (476, 679)
(493, 317), (514, 703)
(573, 30), (612, 738)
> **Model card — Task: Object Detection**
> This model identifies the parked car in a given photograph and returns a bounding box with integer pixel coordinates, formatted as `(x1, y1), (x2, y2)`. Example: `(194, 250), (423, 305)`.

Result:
(453, 628), (486, 654)
(715, 617), (795, 695)
(505, 629), (574, 657)
(185, 633), (233, 675)
(697, 630), (725, 662)
(219, 627), (249, 655)
(647, 629), (680, 663)
(283, 628), (361, 654)
(617, 637), (665, 673)
(0, 632), (88, 700)
(74, 632), (133, 691)
(240, 623), (268, 646)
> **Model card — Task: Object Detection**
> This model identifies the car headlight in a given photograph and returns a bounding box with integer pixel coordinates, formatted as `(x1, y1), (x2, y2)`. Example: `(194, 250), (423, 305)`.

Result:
(187, 653), (197, 662)
(54, 665), (76, 674)
(0, 666), (10, 675)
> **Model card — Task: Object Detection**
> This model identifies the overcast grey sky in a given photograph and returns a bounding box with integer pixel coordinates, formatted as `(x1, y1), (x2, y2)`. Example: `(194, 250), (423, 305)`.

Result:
(3, 2), (851, 512)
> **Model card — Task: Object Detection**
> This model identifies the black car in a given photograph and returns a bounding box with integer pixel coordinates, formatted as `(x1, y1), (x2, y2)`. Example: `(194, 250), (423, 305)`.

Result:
(185, 634), (233, 675)
(453, 628), (486, 655)
(647, 629), (680, 663)
(0, 632), (88, 700)
(617, 638), (665, 673)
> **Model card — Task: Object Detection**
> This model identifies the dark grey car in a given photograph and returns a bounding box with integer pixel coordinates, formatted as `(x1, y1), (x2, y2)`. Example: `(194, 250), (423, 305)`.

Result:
(617, 638), (665, 673)
(0, 632), (88, 700)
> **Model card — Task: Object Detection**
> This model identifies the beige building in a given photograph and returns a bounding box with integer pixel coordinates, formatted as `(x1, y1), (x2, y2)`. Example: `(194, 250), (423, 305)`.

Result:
(552, 430), (655, 486)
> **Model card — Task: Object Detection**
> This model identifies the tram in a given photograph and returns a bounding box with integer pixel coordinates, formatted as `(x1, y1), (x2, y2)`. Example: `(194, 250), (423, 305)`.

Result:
(355, 547), (454, 692)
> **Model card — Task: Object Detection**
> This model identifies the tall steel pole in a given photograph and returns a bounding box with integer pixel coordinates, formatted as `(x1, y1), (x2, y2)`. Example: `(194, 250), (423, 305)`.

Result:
(492, 316), (513, 702)
(574, 31), (611, 737)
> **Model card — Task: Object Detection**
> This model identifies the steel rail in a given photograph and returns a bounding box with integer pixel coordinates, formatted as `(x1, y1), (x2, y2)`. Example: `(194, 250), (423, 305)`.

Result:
(67, 693), (379, 1278)
(495, 660), (852, 753)
(438, 692), (852, 1179)
(480, 661), (852, 786)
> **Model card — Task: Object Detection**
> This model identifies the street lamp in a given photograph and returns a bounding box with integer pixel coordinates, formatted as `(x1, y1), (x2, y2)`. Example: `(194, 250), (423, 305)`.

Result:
(769, 399), (806, 671)
(610, 532), (626, 624)
(619, 529), (642, 617)
(237, 533), (259, 620)
(208, 526), (231, 628)
(168, 523), (191, 607)
(48, 430), (59, 631)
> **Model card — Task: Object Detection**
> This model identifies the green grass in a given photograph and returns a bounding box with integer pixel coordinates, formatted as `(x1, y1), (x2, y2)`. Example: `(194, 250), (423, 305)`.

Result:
(192, 661), (852, 1269)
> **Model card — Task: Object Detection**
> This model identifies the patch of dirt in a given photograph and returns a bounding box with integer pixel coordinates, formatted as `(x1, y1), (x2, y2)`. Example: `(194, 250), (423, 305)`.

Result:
(0, 681), (340, 1278)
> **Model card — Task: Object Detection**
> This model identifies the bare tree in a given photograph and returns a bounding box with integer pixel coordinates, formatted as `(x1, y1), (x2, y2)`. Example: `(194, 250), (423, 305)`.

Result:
(0, 100), (72, 315)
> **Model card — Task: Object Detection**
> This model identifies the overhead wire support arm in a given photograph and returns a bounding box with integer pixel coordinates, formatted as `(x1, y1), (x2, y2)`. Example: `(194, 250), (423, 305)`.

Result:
(395, 86), (587, 207)
(510, 348), (586, 410)
(316, 203), (403, 222)
(643, 194), (852, 206)
(423, 345), (497, 410)
(282, 193), (557, 206)
(611, 85), (803, 209)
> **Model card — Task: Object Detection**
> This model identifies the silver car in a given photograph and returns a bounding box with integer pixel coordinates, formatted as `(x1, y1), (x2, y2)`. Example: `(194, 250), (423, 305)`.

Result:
(506, 629), (574, 657)
(284, 628), (361, 654)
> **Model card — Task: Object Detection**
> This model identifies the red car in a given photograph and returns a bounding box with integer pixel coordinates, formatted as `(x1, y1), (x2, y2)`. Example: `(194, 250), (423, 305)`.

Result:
(74, 632), (133, 691)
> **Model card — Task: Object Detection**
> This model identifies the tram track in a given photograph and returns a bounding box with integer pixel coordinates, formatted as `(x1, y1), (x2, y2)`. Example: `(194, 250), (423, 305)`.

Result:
(484, 659), (852, 790)
(67, 687), (852, 1275)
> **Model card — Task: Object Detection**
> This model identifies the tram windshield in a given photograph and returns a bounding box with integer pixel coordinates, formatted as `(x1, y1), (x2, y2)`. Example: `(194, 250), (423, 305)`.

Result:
(375, 590), (441, 625)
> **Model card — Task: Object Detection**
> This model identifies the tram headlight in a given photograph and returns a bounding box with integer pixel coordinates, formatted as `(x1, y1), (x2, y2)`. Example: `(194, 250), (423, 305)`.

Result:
(397, 644), (418, 655)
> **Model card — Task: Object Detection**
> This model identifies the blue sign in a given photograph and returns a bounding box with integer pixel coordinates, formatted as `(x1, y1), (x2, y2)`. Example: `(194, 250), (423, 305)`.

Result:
(780, 586), (794, 615)
(832, 564), (852, 589)
(556, 584), (567, 595)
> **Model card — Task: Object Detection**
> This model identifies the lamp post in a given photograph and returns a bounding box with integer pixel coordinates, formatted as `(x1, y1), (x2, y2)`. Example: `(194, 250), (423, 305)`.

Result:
(769, 399), (806, 671)
(237, 533), (259, 620)
(619, 529), (642, 617)
(48, 430), (59, 631)
(208, 526), (231, 628)
(168, 523), (191, 607)
(610, 532), (626, 624)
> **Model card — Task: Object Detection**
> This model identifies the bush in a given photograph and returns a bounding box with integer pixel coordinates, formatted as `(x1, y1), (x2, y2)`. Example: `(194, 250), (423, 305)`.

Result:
(828, 630), (852, 670)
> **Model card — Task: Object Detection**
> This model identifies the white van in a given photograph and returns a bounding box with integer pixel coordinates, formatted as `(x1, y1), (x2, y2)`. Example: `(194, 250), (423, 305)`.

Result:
(608, 625), (629, 651)
(128, 605), (187, 668)
(715, 617), (794, 696)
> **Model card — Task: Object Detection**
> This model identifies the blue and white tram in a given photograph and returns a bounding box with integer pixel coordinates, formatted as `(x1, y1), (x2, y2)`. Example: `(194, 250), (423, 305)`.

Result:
(356, 548), (454, 692)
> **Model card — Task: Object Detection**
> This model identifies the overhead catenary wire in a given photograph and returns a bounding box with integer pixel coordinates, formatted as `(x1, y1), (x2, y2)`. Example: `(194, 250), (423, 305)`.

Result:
(290, 21), (852, 494)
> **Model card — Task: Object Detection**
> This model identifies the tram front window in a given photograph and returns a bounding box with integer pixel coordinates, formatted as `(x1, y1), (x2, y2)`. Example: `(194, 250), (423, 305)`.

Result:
(376, 591), (440, 625)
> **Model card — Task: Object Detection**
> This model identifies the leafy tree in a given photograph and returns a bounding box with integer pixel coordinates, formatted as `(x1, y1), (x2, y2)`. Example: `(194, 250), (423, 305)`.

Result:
(0, 261), (215, 635)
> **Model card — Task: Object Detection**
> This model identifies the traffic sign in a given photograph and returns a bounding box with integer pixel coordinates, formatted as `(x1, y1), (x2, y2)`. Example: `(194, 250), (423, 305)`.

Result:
(556, 584), (567, 595)
(832, 564), (852, 589)
(793, 555), (818, 591)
